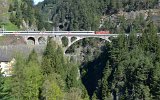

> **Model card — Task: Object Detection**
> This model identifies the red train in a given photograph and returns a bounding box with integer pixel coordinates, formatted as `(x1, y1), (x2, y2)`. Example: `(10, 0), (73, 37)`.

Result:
(1, 31), (111, 35)
(95, 31), (110, 34)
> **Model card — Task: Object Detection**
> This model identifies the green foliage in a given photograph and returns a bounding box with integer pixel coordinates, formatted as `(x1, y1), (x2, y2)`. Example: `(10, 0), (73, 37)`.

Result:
(27, 49), (39, 63)
(4, 22), (19, 31)
(1, 21), (160, 100)
(42, 80), (63, 100)
(7, 0), (160, 31)
(23, 50), (42, 100)
(9, 0), (46, 30)
(10, 51), (43, 100)
(41, 38), (57, 75)
(41, 38), (67, 79)
(65, 87), (82, 100)
(38, 0), (101, 31)
(23, 62), (42, 100)
(66, 63), (79, 89)
(41, 38), (88, 99)
(84, 22), (160, 99)
(11, 54), (26, 100)
(2, 1), (160, 98)
(41, 74), (64, 100)
(101, 61), (112, 100)
(0, 72), (11, 100)
(61, 37), (68, 47)
(37, 0), (159, 31)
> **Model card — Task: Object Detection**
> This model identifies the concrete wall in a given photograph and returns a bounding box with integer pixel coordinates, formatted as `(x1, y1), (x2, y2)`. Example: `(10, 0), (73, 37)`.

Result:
(0, 44), (46, 59)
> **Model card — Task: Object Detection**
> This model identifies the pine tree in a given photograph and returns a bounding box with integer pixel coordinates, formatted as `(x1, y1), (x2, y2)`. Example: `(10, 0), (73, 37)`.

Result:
(41, 73), (64, 100)
(41, 38), (57, 75)
(27, 49), (39, 63)
(125, 47), (152, 99)
(54, 46), (66, 79)
(66, 63), (79, 89)
(65, 87), (82, 100)
(23, 50), (42, 100)
(150, 62), (160, 99)
(0, 71), (11, 100)
(11, 55), (26, 100)
(101, 61), (112, 100)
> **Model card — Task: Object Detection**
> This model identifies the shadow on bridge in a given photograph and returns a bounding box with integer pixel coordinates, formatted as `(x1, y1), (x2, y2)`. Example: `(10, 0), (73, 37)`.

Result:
(27, 37), (35, 45)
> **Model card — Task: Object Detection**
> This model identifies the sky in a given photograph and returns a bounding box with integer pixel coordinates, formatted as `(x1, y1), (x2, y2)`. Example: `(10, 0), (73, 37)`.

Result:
(33, 0), (44, 5)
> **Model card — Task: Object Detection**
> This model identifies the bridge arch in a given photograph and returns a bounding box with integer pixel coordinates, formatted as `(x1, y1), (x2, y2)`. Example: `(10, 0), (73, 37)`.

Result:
(64, 36), (111, 54)
(61, 36), (69, 47)
(27, 37), (35, 45)
(71, 37), (77, 42)
(38, 37), (46, 44)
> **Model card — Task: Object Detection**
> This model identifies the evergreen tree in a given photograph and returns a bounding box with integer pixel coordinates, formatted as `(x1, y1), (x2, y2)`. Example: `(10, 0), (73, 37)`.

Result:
(0, 71), (11, 100)
(23, 50), (42, 100)
(11, 55), (26, 100)
(41, 73), (64, 100)
(27, 49), (39, 63)
(66, 63), (79, 89)
(101, 61), (112, 100)
(54, 46), (66, 79)
(65, 87), (82, 100)
(41, 38), (57, 75)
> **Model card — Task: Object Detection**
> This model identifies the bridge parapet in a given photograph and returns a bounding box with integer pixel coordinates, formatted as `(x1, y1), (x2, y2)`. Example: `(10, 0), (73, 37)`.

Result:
(1, 31), (160, 54)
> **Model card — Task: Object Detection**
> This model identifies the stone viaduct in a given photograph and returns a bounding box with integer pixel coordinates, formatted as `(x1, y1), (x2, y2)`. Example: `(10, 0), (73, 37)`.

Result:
(0, 31), (159, 61)
(0, 31), (120, 53)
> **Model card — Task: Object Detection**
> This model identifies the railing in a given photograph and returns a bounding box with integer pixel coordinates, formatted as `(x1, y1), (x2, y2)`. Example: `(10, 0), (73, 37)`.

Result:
(0, 31), (94, 33)
(0, 31), (107, 36)
(0, 31), (95, 35)
(0, 31), (160, 36)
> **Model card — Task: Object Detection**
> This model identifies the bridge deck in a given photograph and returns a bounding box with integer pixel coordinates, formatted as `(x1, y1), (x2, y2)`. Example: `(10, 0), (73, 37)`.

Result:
(0, 31), (159, 36)
(0, 31), (123, 36)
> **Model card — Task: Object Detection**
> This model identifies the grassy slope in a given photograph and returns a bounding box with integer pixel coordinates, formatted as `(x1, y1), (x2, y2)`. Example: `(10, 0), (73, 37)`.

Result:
(0, 0), (20, 44)
(0, 0), (19, 31)
(5, 23), (19, 31)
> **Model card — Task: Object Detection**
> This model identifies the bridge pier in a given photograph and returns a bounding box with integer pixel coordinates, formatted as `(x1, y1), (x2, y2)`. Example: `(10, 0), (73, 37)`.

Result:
(67, 37), (72, 47)
(35, 39), (39, 45)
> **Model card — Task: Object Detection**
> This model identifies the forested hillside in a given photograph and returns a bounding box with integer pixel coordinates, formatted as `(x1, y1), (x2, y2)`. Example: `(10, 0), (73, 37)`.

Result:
(1, 0), (159, 31)
(8, 0), (47, 30)
(83, 20), (160, 100)
(37, 0), (160, 31)
(1, 0), (160, 100)
(0, 39), (89, 100)
(1, 18), (160, 100)
(0, 0), (20, 31)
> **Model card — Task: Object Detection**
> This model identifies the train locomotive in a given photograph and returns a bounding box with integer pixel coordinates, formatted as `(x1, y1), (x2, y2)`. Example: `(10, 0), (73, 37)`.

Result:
(95, 31), (110, 34)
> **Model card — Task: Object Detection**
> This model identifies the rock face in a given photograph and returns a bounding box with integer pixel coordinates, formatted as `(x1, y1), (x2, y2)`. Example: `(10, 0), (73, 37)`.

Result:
(0, 0), (9, 14)
(20, 20), (38, 31)
(0, 0), (10, 23)
(117, 9), (160, 20)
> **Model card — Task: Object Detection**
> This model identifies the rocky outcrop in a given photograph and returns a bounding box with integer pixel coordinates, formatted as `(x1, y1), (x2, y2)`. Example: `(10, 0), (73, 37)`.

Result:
(0, 0), (10, 23)
(117, 9), (160, 20)
(20, 20), (38, 31)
